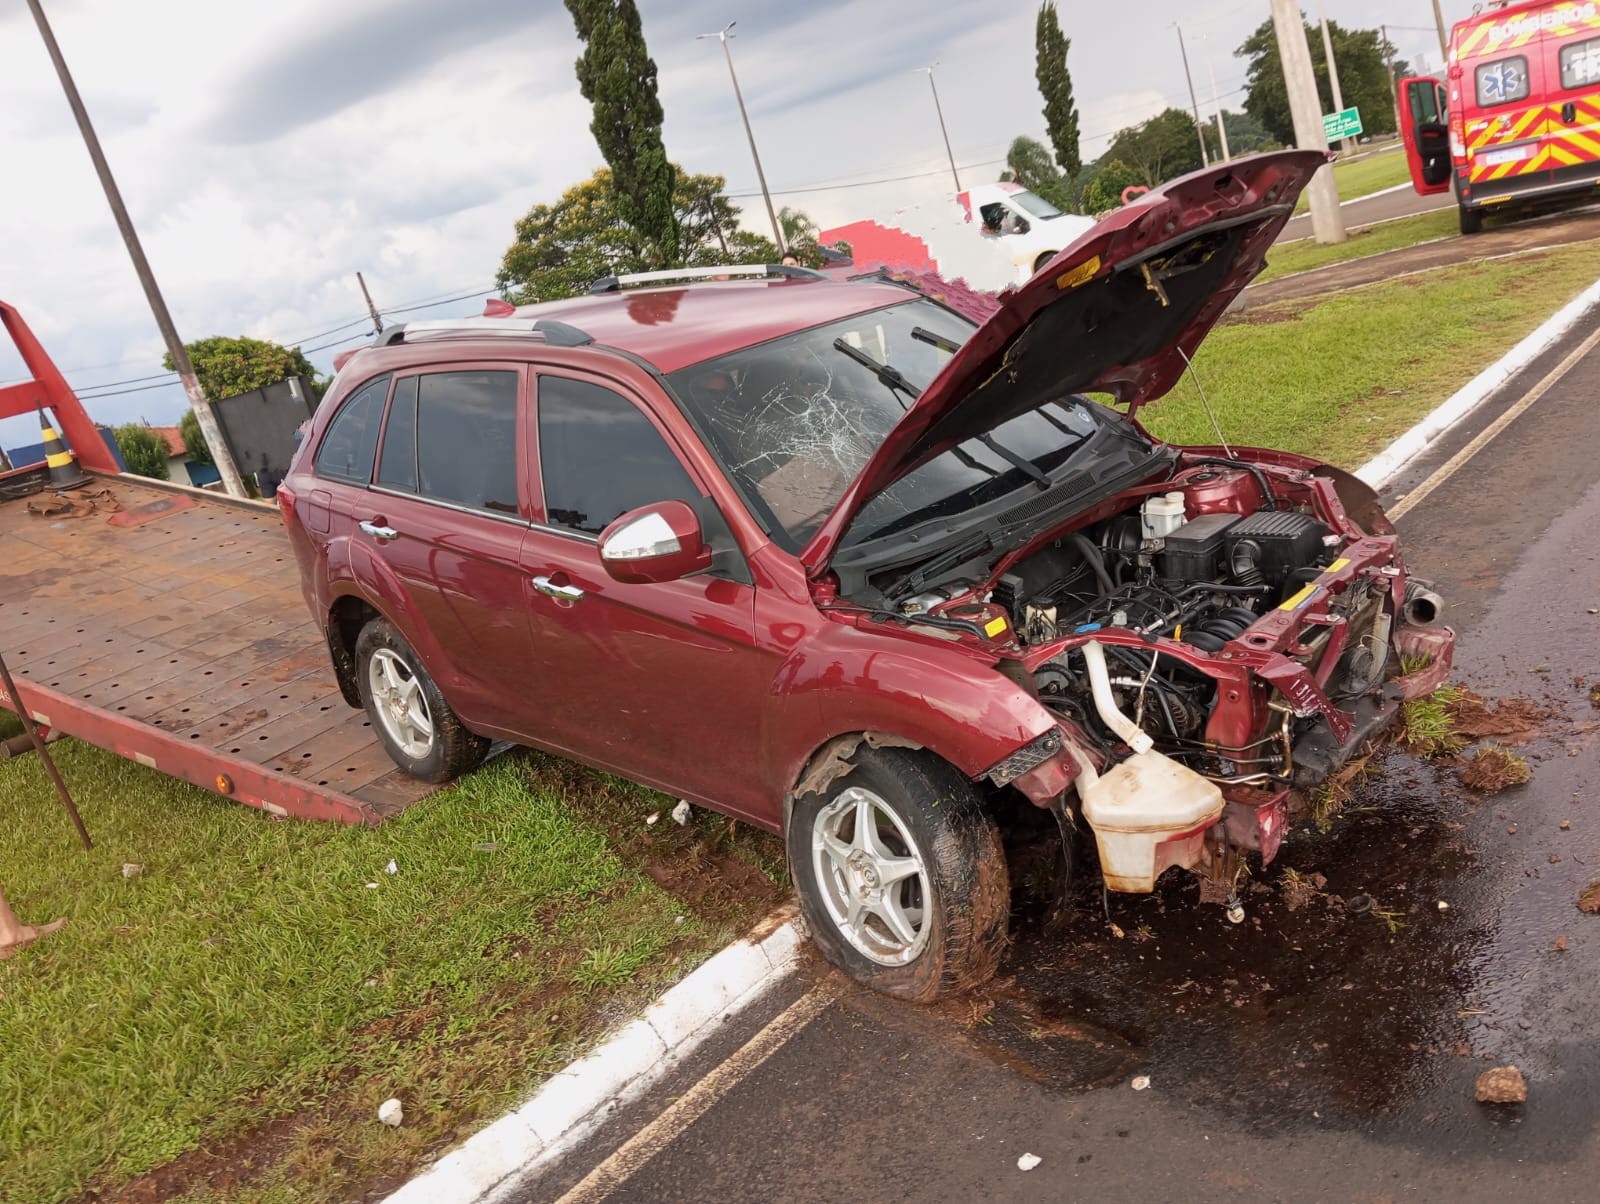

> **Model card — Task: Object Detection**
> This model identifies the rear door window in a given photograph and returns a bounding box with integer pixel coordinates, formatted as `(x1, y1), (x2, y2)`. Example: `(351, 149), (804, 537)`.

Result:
(536, 376), (699, 536)
(415, 370), (521, 516)
(1559, 36), (1600, 90)
(314, 374), (389, 483)
(1475, 56), (1531, 106)
(377, 376), (419, 492)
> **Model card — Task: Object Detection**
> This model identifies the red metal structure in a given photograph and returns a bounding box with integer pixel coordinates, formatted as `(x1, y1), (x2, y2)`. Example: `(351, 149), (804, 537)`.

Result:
(0, 297), (435, 824)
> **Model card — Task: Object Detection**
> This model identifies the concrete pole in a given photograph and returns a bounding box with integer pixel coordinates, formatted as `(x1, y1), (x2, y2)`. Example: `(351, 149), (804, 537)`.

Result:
(1270, 0), (1345, 243)
(1382, 25), (1404, 139)
(1201, 37), (1232, 162)
(920, 65), (962, 194)
(1432, 0), (1451, 62)
(698, 23), (785, 254)
(1316, 0), (1354, 154)
(25, 0), (248, 499)
(1174, 24), (1211, 167)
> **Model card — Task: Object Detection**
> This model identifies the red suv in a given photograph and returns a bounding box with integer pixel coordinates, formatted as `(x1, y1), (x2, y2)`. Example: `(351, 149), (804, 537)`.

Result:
(279, 152), (1454, 1000)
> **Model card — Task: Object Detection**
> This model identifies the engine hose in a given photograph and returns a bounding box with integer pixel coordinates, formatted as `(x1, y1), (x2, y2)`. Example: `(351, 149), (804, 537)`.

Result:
(1069, 533), (1116, 596)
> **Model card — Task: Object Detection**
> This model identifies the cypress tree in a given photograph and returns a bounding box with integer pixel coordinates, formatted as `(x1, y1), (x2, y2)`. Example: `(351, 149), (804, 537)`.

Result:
(1035, 2), (1082, 179)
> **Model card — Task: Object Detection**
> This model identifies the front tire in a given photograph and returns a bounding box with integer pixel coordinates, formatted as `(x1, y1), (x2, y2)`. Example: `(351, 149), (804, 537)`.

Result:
(1459, 204), (1483, 235)
(788, 747), (1009, 1001)
(1033, 251), (1057, 274)
(355, 617), (488, 783)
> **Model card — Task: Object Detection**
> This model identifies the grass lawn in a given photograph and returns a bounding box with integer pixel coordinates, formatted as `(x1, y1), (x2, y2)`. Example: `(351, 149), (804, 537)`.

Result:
(1293, 146), (1413, 214)
(1143, 242), (1600, 467)
(0, 711), (782, 1204)
(1257, 209), (1459, 282)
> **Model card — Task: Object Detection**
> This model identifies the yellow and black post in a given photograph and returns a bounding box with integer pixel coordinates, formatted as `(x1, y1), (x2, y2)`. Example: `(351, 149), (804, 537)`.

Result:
(37, 405), (91, 490)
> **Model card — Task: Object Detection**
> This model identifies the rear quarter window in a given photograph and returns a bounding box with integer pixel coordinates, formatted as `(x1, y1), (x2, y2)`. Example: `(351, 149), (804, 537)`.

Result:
(1560, 36), (1600, 89)
(1475, 56), (1530, 107)
(314, 374), (389, 484)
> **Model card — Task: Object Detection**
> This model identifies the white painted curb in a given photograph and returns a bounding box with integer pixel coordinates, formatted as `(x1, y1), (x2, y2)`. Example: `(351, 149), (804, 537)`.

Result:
(1354, 274), (1600, 489)
(384, 908), (804, 1204)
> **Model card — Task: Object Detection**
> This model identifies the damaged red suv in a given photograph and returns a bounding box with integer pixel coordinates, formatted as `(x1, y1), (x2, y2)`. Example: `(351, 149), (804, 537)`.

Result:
(279, 151), (1454, 1000)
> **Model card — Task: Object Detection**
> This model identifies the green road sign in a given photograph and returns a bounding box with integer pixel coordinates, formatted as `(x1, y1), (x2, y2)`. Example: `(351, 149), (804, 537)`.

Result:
(1323, 106), (1363, 141)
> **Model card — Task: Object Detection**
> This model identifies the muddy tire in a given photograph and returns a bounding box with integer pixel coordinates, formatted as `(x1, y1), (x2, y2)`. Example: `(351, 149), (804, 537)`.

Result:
(788, 747), (1009, 1002)
(354, 617), (488, 783)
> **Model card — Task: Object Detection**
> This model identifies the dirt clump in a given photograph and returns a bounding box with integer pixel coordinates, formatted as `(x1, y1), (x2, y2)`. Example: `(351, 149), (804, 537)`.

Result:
(1459, 744), (1532, 793)
(1474, 1065), (1528, 1104)
(1280, 870), (1328, 913)
(1447, 689), (1549, 743)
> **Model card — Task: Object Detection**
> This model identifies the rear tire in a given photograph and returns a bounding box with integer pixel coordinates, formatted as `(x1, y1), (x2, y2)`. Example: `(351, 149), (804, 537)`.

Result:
(355, 617), (488, 783)
(1458, 204), (1484, 235)
(787, 746), (1009, 1001)
(1033, 251), (1057, 274)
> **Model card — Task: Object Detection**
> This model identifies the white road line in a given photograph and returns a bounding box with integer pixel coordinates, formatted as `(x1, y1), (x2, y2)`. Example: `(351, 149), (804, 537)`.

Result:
(552, 980), (839, 1204)
(1389, 322), (1600, 520)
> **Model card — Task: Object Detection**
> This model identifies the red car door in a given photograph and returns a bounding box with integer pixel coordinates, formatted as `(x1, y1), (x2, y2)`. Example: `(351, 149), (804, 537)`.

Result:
(1398, 75), (1453, 194)
(519, 369), (776, 824)
(359, 365), (542, 739)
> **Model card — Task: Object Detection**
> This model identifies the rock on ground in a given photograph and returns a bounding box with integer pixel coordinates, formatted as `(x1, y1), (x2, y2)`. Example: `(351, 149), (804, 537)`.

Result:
(1475, 1066), (1528, 1104)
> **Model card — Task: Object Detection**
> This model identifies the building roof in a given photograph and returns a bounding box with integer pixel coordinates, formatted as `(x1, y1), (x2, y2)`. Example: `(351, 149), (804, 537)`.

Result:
(150, 426), (187, 457)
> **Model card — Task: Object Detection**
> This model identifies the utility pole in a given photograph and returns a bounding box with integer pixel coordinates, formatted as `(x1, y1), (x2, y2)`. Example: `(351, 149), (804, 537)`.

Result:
(697, 22), (785, 253)
(1199, 34), (1232, 162)
(916, 64), (962, 194)
(1174, 23), (1211, 167)
(1382, 25), (1404, 137)
(1316, 0), (1353, 155)
(356, 272), (383, 334)
(1270, 0), (1345, 243)
(25, 0), (248, 499)
(1432, 0), (1451, 62)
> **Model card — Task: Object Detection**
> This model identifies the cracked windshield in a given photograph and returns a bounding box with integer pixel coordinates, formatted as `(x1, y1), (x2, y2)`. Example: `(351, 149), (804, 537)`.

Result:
(668, 299), (1099, 548)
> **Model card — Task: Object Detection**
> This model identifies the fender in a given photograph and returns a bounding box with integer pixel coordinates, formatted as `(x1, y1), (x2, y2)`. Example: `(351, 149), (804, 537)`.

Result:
(323, 538), (462, 705)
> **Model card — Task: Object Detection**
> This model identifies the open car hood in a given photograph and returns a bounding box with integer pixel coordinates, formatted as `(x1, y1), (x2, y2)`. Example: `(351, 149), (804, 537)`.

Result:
(802, 150), (1328, 577)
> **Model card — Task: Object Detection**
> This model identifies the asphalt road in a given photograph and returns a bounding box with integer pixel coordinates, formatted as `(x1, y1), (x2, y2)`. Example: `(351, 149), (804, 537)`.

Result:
(1280, 182), (1453, 242)
(526, 311), (1600, 1204)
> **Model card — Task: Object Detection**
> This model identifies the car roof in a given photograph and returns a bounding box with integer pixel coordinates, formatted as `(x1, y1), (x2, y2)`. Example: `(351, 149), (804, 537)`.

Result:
(499, 277), (923, 374)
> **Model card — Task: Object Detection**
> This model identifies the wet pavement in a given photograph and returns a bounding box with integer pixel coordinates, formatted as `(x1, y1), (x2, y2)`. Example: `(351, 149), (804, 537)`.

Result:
(527, 312), (1600, 1202)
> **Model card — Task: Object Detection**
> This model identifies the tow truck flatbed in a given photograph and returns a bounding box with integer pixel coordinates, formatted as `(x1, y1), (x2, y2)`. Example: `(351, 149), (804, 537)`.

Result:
(0, 298), (433, 824)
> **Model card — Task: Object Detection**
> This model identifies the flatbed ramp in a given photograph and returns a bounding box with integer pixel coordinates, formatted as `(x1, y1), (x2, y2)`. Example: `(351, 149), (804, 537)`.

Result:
(0, 476), (434, 824)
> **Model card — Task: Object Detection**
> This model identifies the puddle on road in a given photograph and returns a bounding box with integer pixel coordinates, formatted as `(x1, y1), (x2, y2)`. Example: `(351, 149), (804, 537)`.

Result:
(959, 747), (1501, 1130)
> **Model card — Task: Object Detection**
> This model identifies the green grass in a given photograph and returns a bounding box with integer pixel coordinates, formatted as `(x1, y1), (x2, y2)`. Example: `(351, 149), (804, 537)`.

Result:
(0, 712), (780, 1204)
(1258, 209), (1460, 282)
(1397, 685), (1468, 758)
(1143, 241), (1600, 469)
(1294, 145), (1412, 214)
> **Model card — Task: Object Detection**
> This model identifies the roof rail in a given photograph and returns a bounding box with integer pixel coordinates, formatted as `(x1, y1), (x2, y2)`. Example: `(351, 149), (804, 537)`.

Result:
(374, 317), (593, 348)
(587, 263), (825, 294)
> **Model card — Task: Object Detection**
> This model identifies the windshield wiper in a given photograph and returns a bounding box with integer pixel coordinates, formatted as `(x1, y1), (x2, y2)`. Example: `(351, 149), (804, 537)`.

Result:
(834, 337), (1049, 489)
(910, 325), (961, 354)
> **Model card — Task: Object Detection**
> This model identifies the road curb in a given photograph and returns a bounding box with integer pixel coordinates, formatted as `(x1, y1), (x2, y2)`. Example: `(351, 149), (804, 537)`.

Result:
(1354, 274), (1600, 490)
(383, 906), (804, 1204)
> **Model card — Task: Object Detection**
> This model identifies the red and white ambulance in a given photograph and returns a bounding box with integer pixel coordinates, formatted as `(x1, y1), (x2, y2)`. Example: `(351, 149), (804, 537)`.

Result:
(1399, 0), (1600, 233)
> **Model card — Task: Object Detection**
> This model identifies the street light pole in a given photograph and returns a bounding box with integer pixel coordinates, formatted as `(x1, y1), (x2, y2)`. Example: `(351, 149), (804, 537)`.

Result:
(1199, 34), (1232, 162)
(1174, 23), (1211, 167)
(916, 64), (962, 194)
(1316, 0), (1354, 154)
(1432, 0), (1451, 61)
(1270, 0), (1345, 243)
(24, 0), (248, 499)
(697, 22), (785, 253)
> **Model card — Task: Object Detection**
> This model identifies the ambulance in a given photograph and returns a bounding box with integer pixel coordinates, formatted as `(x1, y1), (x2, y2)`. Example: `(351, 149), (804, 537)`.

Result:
(1399, 0), (1600, 233)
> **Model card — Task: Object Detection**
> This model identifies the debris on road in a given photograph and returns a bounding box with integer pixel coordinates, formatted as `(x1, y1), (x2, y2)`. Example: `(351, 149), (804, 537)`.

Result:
(1474, 1066), (1527, 1104)
(1460, 744), (1531, 792)
(121, 863), (143, 878)
(1447, 689), (1546, 744)
(1346, 893), (1373, 916)
(384, 859), (398, 875)
(1437, 900), (1450, 911)
(1555, 935), (1569, 951)
(1561, 819), (1572, 830)
(1131, 1075), (1151, 1091)
(671, 800), (691, 826)
(1579, 882), (1600, 914)
(645, 811), (660, 826)
(378, 1098), (404, 1127)
(1016, 1153), (1042, 1171)
(1281, 869), (1328, 912)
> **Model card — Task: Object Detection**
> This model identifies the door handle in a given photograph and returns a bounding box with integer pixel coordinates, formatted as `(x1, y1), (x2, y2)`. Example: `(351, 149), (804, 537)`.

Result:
(532, 575), (584, 602)
(359, 520), (399, 542)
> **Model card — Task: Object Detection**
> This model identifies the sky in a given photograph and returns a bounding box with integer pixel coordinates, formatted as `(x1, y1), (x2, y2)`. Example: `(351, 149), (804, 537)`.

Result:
(0, 0), (1468, 451)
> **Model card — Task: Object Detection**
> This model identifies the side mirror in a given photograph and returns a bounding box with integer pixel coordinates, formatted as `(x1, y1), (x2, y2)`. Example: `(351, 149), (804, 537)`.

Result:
(598, 499), (711, 585)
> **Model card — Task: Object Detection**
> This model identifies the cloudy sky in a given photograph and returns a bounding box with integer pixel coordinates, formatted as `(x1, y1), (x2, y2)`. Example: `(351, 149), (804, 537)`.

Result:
(0, 0), (1465, 450)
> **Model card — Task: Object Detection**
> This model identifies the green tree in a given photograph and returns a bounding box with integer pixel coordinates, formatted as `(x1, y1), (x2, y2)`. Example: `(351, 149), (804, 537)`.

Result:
(1035, 1), (1081, 178)
(1080, 159), (1146, 214)
(178, 408), (211, 465)
(163, 336), (321, 404)
(1004, 135), (1075, 209)
(113, 423), (170, 480)
(497, 167), (780, 303)
(1238, 18), (1400, 145)
(778, 206), (818, 248)
(1104, 108), (1206, 188)
(565, 0), (678, 263)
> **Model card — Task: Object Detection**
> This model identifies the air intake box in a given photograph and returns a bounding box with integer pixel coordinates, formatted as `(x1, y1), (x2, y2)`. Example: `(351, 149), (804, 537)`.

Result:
(1159, 513), (1241, 582)
(1225, 510), (1330, 589)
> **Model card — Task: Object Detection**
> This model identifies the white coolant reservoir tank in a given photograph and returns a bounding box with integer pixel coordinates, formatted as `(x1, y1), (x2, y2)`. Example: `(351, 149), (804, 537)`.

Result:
(1071, 747), (1225, 892)
(1141, 491), (1187, 540)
